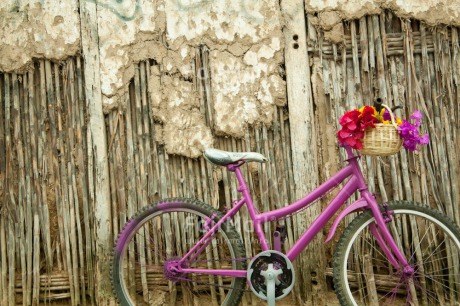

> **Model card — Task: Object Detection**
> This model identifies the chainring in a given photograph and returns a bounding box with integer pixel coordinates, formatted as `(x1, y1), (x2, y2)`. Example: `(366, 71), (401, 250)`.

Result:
(247, 250), (295, 300)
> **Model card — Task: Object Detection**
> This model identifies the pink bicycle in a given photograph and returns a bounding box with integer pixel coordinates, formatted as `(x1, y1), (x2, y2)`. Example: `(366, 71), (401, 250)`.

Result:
(111, 145), (460, 305)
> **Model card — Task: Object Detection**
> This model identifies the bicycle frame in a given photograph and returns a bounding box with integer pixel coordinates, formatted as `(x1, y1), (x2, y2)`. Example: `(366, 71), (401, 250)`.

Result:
(177, 146), (411, 278)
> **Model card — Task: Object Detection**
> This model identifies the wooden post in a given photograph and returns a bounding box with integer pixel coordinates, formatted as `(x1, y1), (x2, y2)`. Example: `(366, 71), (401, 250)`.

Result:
(281, 0), (325, 304)
(78, 1), (114, 303)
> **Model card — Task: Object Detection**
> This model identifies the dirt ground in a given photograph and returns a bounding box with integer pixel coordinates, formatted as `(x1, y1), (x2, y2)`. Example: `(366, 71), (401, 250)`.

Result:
(251, 291), (341, 305)
(37, 291), (341, 306)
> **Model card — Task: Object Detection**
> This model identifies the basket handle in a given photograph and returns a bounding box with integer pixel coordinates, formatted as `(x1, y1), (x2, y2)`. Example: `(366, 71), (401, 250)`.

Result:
(381, 104), (399, 129)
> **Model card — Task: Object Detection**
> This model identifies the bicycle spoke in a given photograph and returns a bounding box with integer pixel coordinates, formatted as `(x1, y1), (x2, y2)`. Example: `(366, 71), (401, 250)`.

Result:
(112, 200), (247, 305)
(334, 203), (460, 306)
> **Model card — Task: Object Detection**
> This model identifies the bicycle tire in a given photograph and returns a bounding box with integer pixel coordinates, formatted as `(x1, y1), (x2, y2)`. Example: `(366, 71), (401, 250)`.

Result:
(111, 197), (247, 306)
(333, 201), (460, 306)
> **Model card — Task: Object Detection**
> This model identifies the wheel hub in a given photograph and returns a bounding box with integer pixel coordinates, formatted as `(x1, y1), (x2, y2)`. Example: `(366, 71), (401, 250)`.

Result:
(164, 258), (187, 282)
(402, 266), (415, 278)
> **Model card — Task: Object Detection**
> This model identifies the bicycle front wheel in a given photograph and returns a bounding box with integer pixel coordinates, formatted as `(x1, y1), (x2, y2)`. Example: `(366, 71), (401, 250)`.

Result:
(111, 198), (247, 306)
(333, 201), (460, 306)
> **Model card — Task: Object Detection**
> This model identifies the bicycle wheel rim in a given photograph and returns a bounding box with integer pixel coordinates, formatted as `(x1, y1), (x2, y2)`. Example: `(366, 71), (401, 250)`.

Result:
(341, 208), (460, 306)
(115, 207), (242, 305)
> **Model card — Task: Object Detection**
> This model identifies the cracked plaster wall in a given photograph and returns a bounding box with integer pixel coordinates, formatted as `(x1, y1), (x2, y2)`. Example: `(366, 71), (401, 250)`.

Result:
(0, 0), (80, 72)
(2, 0), (460, 157)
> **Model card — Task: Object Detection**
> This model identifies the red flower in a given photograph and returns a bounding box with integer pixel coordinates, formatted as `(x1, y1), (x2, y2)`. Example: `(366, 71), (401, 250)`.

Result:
(339, 110), (361, 132)
(337, 129), (364, 149)
(337, 109), (365, 149)
(360, 106), (379, 130)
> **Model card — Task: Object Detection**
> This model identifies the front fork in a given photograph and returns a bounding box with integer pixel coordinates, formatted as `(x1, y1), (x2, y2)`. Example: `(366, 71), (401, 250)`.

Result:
(365, 193), (414, 275)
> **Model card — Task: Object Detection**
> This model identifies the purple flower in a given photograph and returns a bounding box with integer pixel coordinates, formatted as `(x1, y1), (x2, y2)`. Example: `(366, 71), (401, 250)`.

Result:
(410, 110), (423, 127)
(397, 110), (429, 151)
(383, 110), (391, 121)
(420, 134), (430, 144)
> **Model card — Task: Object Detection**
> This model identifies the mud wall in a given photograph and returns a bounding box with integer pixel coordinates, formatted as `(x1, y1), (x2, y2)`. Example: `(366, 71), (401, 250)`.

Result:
(2, 0), (287, 158)
(3, 0), (459, 158)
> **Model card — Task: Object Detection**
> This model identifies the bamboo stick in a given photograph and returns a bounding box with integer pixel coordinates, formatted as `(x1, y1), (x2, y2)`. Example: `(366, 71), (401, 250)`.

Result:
(125, 91), (138, 218)
(140, 62), (155, 202)
(228, 138), (241, 237)
(219, 139), (231, 213)
(32, 215), (39, 305)
(1, 217), (7, 306)
(12, 72), (28, 306)
(62, 62), (76, 305)
(202, 46), (214, 131)
(4, 74), (15, 306)
(359, 17), (372, 103)
(0, 74), (4, 196)
(37, 63), (54, 302)
(134, 64), (147, 213)
(21, 72), (32, 306)
(322, 59), (331, 96)
(351, 21), (361, 85)
(76, 56), (94, 303)
(346, 58), (355, 109)
(440, 47), (460, 226)
(412, 52), (424, 204)
(146, 65), (161, 203)
(43, 61), (55, 271)
(26, 69), (38, 306)
(68, 164), (81, 305)
(431, 31), (454, 216)
(255, 128), (270, 235)
(67, 59), (82, 305)
(71, 160), (86, 305)
(108, 112), (119, 238)
(363, 254), (378, 306)
(373, 15), (387, 100)
(279, 111), (295, 253)
(114, 106), (127, 229)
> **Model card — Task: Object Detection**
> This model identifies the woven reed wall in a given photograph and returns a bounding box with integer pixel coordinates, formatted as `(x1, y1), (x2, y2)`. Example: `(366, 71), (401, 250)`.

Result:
(0, 11), (459, 305)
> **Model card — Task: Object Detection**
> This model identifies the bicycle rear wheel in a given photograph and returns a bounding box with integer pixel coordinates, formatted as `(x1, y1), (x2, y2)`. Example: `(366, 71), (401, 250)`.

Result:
(333, 201), (460, 306)
(111, 198), (247, 306)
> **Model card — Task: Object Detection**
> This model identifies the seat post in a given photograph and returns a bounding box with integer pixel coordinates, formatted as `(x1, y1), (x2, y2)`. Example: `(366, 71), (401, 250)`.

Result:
(227, 162), (248, 192)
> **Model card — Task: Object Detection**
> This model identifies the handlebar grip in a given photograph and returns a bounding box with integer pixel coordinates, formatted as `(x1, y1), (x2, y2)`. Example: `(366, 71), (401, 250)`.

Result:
(373, 98), (383, 112)
(391, 105), (403, 112)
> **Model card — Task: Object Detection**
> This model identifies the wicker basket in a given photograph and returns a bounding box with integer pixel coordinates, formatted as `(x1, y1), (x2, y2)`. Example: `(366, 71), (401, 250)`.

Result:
(358, 104), (403, 156)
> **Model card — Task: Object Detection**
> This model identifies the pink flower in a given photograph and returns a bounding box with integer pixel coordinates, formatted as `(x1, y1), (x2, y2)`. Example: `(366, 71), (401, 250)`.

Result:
(397, 110), (429, 151)
(410, 110), (422, 127)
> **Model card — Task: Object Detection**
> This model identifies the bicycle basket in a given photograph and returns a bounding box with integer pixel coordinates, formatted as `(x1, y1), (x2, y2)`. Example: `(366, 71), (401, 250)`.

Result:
(358, 104), (402, 156)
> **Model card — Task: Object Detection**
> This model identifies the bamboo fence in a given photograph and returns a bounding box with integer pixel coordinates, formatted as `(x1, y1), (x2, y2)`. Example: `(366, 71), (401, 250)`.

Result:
(0, 11), (459, 305)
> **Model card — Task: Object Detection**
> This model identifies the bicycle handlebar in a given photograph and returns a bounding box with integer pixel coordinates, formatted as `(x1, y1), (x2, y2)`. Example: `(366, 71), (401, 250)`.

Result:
(373, 98), (402, 113)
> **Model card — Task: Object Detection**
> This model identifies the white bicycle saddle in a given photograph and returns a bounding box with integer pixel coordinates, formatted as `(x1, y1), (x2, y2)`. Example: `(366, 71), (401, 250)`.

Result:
(203, 148), (268, 166)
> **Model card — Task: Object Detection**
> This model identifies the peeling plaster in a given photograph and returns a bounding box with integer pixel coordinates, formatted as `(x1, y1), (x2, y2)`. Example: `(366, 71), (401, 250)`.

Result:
(0, 0), (80, 72)
(150, 0), (286, 152)
(148, 69), (213, 158)
(306, 0), (460, 27)
(210, 37), (286, 137)
(97, 0), (167, 100)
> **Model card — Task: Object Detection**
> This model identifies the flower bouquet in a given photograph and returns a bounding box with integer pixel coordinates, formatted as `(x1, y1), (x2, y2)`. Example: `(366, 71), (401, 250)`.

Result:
(337, 104), (429, 156)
